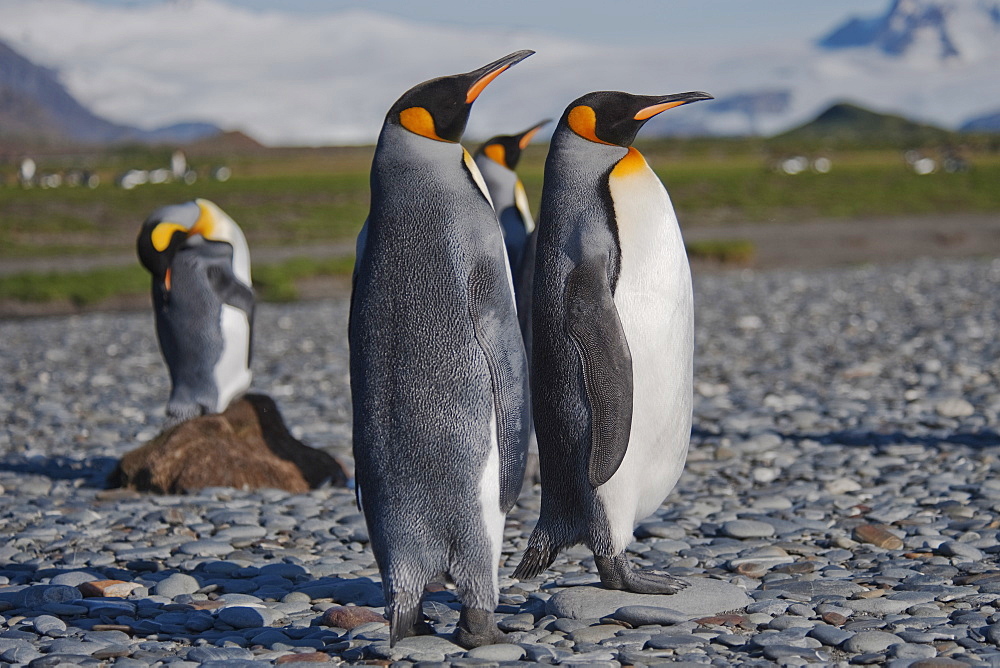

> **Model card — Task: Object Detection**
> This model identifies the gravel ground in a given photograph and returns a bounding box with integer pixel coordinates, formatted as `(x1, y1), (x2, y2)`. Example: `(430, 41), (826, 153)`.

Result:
(2, 256), (1000, 667)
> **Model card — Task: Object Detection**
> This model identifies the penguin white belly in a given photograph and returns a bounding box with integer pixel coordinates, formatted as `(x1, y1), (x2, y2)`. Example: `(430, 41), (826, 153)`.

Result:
(597, 152), (694, 552)
(478, 407), (503, 593)
(214, 304), (252, 412)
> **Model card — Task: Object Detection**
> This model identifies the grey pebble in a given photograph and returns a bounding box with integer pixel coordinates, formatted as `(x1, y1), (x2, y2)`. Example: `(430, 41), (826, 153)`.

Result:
(612, 605), (689, 626)
(153, 573), (200, 598)
(720, 519), (776, 539)
(841, 630), (905, 653)
(465, 643), (526, 661)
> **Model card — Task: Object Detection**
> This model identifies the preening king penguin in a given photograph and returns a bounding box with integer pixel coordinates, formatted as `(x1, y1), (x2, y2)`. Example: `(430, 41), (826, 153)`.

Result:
(512, 90), (712, 594)
(349, 50), (533, 648)
(137, 199), (254, 426)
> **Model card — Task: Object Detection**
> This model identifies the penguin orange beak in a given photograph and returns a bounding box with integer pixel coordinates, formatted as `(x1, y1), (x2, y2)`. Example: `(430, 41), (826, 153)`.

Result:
(517, 119), (551, 149)
(634, 92), (714, 120)
(465, 50), (535, 104)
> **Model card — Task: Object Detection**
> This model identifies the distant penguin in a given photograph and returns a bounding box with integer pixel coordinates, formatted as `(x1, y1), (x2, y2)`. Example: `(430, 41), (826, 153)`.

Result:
(137, 199), (254, 426)
(473, 119), (549, 312)
(350, 51), (533, 648)
(513, 90), (712, 593)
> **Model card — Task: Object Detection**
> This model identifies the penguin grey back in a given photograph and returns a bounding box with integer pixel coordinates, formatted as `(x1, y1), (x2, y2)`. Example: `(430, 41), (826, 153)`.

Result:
(349, 50), (533, 648)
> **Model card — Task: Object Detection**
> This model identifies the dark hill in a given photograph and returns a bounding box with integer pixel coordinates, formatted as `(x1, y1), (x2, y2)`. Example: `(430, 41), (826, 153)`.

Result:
(774, 102), (954, 147)
(0, 39), (224, 147)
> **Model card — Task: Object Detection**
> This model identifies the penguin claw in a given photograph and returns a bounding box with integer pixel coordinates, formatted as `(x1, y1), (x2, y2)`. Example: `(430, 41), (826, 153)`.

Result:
(595, 554), (688, 595)
(616, 569), (689, 595)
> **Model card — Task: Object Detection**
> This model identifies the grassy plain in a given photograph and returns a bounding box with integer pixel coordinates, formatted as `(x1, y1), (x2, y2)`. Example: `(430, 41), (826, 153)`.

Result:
(2, 138), (998, 306)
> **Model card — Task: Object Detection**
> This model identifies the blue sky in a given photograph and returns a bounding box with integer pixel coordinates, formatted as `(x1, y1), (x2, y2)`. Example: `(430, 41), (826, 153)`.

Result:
(88, 0), (887, 48)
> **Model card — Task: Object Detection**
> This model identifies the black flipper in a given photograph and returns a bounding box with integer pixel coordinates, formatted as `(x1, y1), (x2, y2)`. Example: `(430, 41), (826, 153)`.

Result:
(206, 261), (255, 365)
(564, 255), (633, 488)
(468, 261), (531, 513)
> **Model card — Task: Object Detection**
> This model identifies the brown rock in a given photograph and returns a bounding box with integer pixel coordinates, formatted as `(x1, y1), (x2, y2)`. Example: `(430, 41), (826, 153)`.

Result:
(275, 653), (332, 664)
(178, 599), (225, 611)
(79, 580), (143, 598)
(852, 524), (904, 550)
(319, 606), (387, 630)
(821, 612), (847, 626)
(693, 614), (748, 628)
(107, 394), (349, 494)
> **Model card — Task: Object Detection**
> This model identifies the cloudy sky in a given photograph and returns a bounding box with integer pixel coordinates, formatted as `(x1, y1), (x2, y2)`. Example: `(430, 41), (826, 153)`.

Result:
(84, 0), (886, 48)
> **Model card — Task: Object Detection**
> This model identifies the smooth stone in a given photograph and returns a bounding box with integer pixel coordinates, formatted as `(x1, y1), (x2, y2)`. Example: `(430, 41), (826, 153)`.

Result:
(809, 624), (854, 646)
(32, 615), (67, 636)
(568, 625), (620, 644)
(465, 644), (526, 661)
(153, 573), (200, 598)
(889, 643), (937, 659)
(187, 646), (255, 662)
(612, 605), (689, 626)
(545, 579), (751, 620)
(645, 633), (709, 649)
(938, 541), (984, 561)
(845, 598), (917, 615)
(16, 585), (82, 607)
(49, 572), (100, 587)
(497, 613), (535, 632)
(217, 605), (281, 629)
(841, 630), (904, 653)
(720, 520), (776, 539)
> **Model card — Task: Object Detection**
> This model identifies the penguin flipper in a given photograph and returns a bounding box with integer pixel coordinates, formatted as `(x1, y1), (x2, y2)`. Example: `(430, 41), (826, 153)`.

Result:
(468, 261), (531, 513)
(564, 256), (633, 488)
(207, 262), (255, 315)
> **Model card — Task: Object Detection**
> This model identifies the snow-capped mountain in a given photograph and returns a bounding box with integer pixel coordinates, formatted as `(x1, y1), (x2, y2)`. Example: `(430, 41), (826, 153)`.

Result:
(819, 0), (1000, 64)
(0, 0), (996, 145)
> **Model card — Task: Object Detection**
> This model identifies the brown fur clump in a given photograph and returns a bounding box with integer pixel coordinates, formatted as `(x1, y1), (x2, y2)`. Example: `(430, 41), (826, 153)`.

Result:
(108, 393), (348, 494)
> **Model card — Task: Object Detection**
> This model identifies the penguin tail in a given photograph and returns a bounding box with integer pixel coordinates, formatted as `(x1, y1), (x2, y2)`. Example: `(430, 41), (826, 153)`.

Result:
(512, 530), (559, 581)
(388, 599), (422, 647)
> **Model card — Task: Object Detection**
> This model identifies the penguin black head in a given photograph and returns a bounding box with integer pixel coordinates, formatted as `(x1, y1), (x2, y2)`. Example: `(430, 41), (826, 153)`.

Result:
(137, 199), (248, 291)
(475, 118), (551, 170)
(562, 90), (713, 147)
(386, 50), (534, 143)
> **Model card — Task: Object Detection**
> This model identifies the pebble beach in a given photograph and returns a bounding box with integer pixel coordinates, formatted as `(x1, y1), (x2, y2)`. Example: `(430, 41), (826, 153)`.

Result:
(2, 256), (1000, 667)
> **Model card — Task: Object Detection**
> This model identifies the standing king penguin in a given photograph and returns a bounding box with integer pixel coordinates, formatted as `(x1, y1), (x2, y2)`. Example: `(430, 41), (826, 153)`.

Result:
(472, 119), (549, 319)
(137, 199), (254, 426)
(350, 51), (533, 648)
(513, 90), (712, 593)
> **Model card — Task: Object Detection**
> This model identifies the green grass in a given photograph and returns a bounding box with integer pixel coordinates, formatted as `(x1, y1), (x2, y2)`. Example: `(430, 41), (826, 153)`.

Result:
(2, 144), (999, 264)
(0, 265), (150, 306)
(0, 255), (356, 306)
(686, 239), (756, 264)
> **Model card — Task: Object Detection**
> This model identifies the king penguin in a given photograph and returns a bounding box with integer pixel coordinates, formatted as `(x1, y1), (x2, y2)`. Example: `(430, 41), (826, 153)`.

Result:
(350, 50), (533, 648)
(512, 90), (712, 593)
(472, 119), (549, 314)
(137, 199), (254, 426)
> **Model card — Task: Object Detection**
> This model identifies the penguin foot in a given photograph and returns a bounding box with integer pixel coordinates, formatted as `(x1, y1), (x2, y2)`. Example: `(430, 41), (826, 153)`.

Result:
(595, 554), (688, 595)
(453, 607), (505, 649)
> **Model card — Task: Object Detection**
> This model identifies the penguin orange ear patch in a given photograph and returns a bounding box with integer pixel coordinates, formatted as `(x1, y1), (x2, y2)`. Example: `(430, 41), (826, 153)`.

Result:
(399, 107), (447, 142)
(151, 222), (188, 252)
(483, 143), (506, 166)
(567, 106), (613, 146)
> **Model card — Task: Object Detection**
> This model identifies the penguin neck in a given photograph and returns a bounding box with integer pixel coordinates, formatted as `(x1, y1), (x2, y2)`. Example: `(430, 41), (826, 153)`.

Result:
(547, 126), (628, 179)
(473, 154), (518, 212)
(373, 123), (464, 173)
